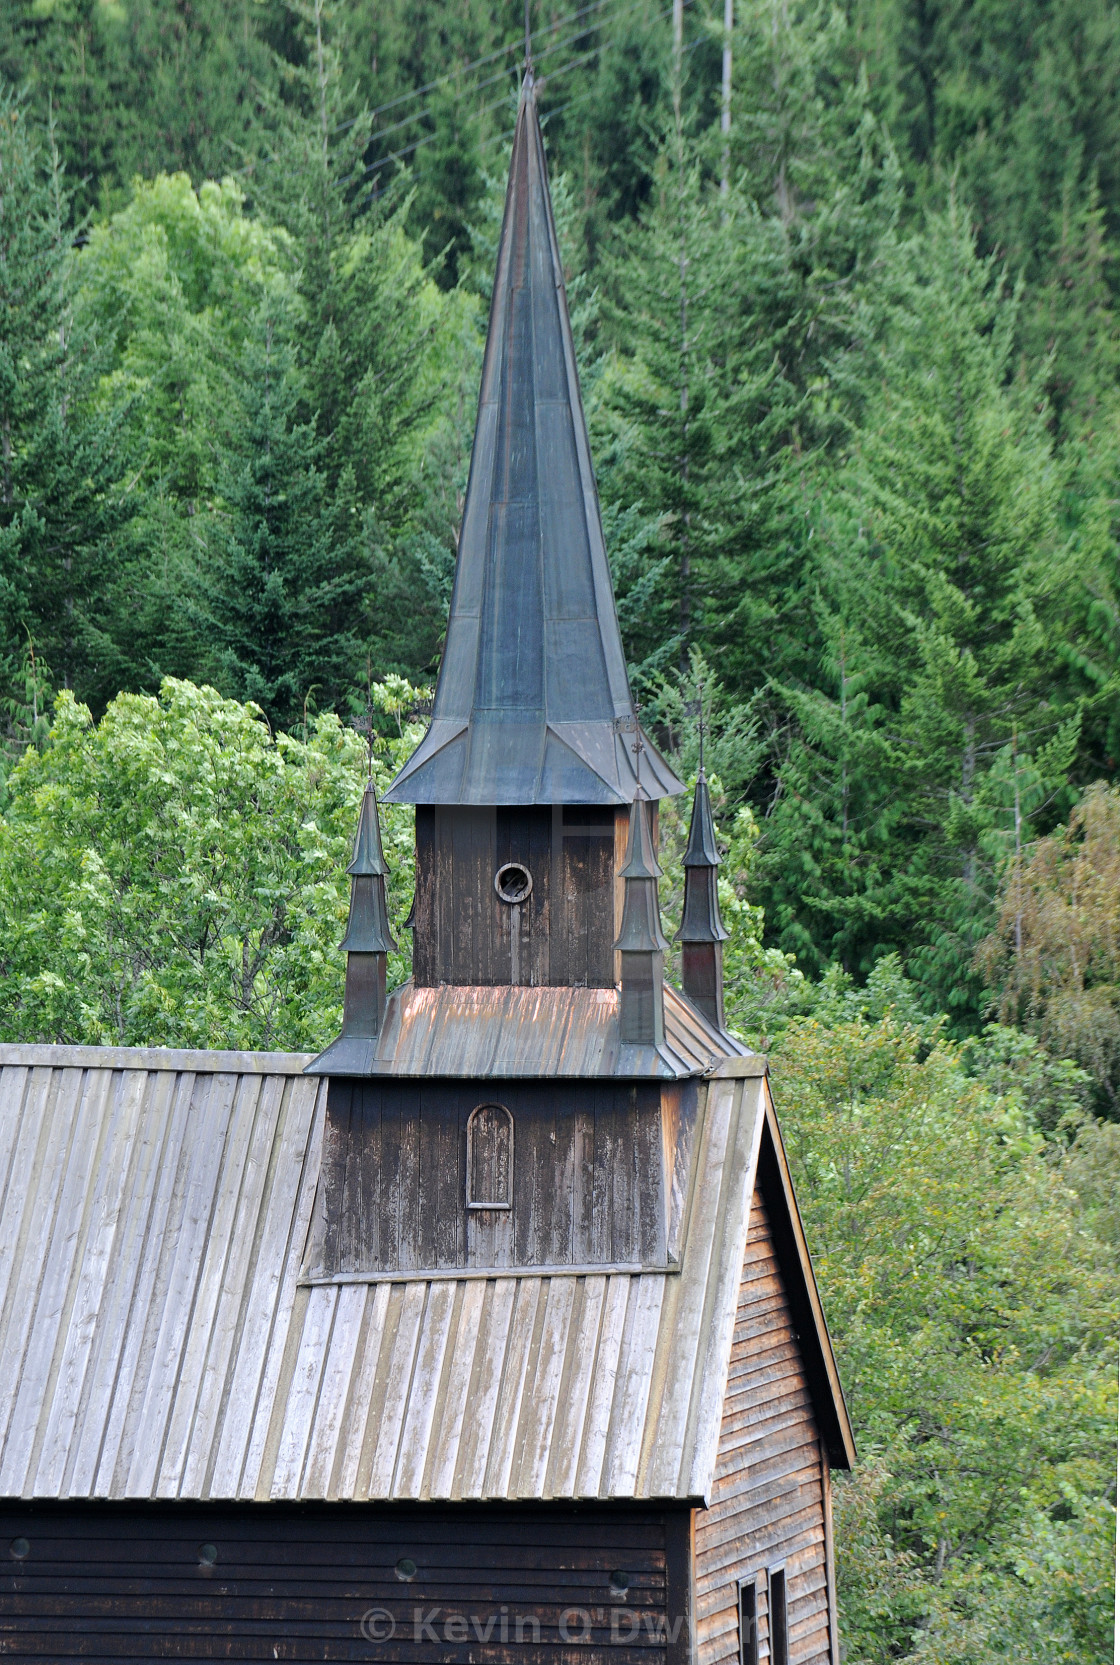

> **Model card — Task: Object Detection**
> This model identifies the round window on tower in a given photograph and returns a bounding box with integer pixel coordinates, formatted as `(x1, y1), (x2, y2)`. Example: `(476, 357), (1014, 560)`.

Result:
(494, 862), (533, 904)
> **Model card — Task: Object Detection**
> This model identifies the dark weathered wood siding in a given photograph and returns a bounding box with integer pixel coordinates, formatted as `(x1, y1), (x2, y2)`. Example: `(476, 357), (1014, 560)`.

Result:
(0, 1502), (692, 1663)
(694, 1188), (835, 1665)
(314, 1079), (673, 1276)
(412, 806), (620, 989)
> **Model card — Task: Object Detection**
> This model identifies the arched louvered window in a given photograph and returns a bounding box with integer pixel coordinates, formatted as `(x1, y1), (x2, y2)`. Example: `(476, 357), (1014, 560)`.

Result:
(466, 1104), (513, 1211)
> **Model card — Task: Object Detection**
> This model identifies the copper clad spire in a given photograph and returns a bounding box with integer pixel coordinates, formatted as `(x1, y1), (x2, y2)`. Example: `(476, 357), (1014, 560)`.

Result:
(340, 781), (395, 954)
(678, 770), (729, 1028)
(316, 781), (397, 1072)
(615, 783), (669, 1044)
(385, 80), (681, 808)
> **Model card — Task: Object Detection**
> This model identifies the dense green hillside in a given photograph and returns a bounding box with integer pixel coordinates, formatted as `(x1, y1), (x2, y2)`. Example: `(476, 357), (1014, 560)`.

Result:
(0, 4), (1117, 1655)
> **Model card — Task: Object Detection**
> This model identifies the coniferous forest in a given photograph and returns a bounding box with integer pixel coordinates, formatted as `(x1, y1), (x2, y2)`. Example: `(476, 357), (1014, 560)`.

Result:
(1, 1), (1118, 1656)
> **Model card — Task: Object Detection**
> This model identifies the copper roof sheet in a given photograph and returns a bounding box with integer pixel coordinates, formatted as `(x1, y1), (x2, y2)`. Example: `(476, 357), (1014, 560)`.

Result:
(384, 81), (680, 808)
(308, 980), (748, 1079)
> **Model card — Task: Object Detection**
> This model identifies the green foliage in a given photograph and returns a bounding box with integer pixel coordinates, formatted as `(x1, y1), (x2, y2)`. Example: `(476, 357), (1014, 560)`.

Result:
(247, 1), (479, 681)
(0, 88), (136, 714)
(195, 293), (365, 728)
(772, 1012), (1119, 1662)
(0, 0), (280, 220)
(761, 204), (1089, 1018)
(77, 172), (294, 504)
(0, 677), (423, 1050)
(979, 780), (1120, 1112)
(1, 20), (1119, 1654)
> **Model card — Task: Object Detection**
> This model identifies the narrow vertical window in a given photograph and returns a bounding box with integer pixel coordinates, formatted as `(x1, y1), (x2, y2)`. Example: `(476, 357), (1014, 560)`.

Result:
(738, 1579), (758, 1665)
(768, 1567), (788, 1665)
(466, 1104), (513, 1210)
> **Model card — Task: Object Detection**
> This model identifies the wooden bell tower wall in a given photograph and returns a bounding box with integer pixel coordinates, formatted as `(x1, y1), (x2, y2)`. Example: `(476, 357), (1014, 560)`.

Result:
(412, 806), (626, 988)
(309, 1076), (701, 1279)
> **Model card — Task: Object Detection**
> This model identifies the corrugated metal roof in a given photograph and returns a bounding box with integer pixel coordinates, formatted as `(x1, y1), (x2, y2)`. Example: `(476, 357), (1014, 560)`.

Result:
(0, 1045), (770, 1503)
(384, 81), (680, 808)
(0, 1042), (852, 1502)
(308, 980), (748, 1079)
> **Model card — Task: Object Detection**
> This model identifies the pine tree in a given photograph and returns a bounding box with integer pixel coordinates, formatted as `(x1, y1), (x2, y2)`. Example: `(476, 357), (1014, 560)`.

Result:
(598, 3), (901, 701)
(2, 0), (282, 220)
(762, 204), (1087, 1017)
(0, 89), (134, 714)
(200, 293), (364, 729)
(599, 115), (796, 681)
(248, 0), (472, 681)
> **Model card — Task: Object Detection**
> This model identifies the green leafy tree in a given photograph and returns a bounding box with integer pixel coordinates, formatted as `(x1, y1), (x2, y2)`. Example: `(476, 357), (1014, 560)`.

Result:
(76, 172), (295, 506)
(979, 780), (1120, 1113)
(68, 172), (296, 694)
(771, 1010), (1119, 1663)
(0, 677), (423, 1050)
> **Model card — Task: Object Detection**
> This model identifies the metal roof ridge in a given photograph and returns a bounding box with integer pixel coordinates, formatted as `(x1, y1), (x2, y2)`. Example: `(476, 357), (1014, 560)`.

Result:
(0, 1042), (315, 1074)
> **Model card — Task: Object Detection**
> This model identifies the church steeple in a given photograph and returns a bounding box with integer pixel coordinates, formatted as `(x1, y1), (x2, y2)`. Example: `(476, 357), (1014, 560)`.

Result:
(385, 79), (680, 809)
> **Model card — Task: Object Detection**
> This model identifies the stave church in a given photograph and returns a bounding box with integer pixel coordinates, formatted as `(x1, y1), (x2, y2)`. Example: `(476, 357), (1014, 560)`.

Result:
(0, 73), (853, 1665)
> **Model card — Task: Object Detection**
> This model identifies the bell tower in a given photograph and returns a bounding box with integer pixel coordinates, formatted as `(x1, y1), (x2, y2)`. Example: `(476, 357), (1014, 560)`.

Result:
(383, 72), (679, 1000)
(306, 78), (744, 1283)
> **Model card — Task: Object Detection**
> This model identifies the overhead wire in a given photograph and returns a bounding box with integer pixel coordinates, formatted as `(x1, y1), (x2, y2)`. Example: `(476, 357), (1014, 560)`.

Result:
(358, 0), (690, 191)
(359, 0), (658, 177)
(363, 0), (622, 127)
(232, 0), (630, 176)
(481, 5), (699, 152)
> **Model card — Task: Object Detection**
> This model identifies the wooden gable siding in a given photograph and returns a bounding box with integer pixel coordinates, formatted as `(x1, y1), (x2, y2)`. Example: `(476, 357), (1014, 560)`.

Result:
(413, 806), (619, 989)
(694, 1187), (835, 1665)
(0, 1501), (690, 1664)
(311, 1077), (674, 1277)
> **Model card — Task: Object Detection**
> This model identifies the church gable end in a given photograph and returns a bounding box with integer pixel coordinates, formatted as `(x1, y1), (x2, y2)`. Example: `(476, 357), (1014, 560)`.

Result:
(695, 1179), (838, 1665)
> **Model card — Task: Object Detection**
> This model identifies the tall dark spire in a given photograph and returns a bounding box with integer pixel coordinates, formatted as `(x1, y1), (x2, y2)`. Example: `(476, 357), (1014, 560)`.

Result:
(385, 80), (681, 808)
(615, 784), (669, 1044)
(678, 770), (729, 1028)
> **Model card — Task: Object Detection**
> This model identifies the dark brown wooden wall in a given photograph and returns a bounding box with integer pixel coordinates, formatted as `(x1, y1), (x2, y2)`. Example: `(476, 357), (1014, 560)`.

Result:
(412, 806), (619, 988)
(313, 1079), (670, 1277)
(694, 1188), (836, 1665)
(0, 1502), (691, 1664)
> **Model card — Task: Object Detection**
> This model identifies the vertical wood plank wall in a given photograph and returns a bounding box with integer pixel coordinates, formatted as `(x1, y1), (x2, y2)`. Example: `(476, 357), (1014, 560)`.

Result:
(412, 806), (617, 988)
(315, 1079), (669, 1275)
(694, 1187), (834, 1665)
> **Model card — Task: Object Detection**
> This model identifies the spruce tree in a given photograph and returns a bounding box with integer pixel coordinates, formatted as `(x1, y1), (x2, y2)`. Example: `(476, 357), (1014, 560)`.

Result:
(0, 89), (133, 714)
(763, 205), (1086, 1017)
(200, 293), (364, 729)
(248, 0), (470, 681)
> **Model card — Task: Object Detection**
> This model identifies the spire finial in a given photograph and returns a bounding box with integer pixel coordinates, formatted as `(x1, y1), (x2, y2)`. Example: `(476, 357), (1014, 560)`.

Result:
(632, 727), (648, 800)
(696, 678), (706, 780)
(524, 0), (533, 74)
